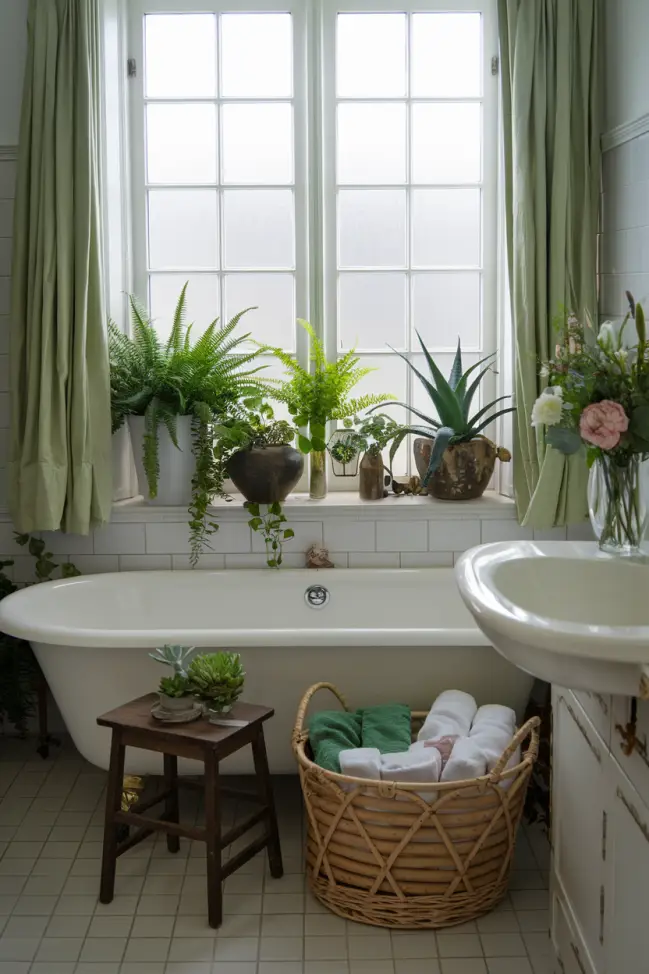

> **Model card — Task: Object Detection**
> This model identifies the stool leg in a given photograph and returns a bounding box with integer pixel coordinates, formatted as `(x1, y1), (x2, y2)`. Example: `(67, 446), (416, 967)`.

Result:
(99, 730), (126, 904)
(163, 754), (180, 854)
(252, 728), (283, 879)
(203, 750), (222, 928)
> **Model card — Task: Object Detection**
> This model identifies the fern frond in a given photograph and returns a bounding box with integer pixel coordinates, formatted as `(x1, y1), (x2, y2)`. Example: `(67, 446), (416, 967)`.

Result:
(165, 280), (189, 356)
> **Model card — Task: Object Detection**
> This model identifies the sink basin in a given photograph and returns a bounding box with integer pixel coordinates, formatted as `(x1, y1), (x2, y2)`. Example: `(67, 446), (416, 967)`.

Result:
(455, 541), (649, 697)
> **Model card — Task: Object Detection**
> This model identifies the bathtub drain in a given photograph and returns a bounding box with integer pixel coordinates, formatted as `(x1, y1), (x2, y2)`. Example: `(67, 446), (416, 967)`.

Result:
(305, 585), (330, 609)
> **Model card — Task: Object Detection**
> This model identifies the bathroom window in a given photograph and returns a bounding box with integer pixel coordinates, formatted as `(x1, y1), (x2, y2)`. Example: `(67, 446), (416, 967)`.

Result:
(127, 0), (500, 479)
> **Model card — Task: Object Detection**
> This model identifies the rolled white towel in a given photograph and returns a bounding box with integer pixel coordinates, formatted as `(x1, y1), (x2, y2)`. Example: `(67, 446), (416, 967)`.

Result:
(441, 737), (487, 782)
(471, 704), (516, 734)
(417, 690), (477, 742)
(410, 735), (458, 767)
(381, 748), (442, 785)
(339, 747), (381, 781)
(469, 724), (513, 771)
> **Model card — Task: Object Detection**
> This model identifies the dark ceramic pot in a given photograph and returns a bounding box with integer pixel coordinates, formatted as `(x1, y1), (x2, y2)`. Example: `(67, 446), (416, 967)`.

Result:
(227, 445), (304, 504)
(413, 436), (498, 500)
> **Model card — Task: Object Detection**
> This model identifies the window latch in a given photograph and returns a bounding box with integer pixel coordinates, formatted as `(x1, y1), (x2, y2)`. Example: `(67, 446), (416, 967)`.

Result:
(127, 58), (137, 79)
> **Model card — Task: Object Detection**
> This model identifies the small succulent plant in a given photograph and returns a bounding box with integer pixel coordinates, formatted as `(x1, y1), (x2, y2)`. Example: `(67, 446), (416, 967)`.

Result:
(148, 644), (195, 678)
(158, 673), (191, 698)
(187, 652), (245, 712)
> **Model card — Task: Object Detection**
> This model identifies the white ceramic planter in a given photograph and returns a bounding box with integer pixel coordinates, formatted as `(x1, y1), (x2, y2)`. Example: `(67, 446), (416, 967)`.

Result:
(129, 415), (194, 505)
(157, 692), (192, 712)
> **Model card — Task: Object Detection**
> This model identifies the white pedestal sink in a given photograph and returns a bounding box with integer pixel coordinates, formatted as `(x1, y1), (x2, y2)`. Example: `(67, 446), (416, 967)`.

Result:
(455, 540), (649, 698)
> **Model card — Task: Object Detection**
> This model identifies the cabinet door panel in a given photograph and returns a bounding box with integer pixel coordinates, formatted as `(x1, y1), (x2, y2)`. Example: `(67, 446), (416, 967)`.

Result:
(552, 690), (605, 973)
(553, 892), (597, 974)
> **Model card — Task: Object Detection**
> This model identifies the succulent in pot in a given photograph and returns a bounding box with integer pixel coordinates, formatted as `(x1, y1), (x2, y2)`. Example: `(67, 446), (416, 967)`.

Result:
(148, 643), (194, 678)
(219, 403), (303, 505)
(157, 673), (192, 712)
(187, 651), (245, 716)
(377, 334), (515, 500)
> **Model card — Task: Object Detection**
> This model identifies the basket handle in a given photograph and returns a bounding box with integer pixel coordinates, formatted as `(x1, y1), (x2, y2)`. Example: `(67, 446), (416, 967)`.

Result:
(292, 682), (349, 748)
(489, 715), (541, 778)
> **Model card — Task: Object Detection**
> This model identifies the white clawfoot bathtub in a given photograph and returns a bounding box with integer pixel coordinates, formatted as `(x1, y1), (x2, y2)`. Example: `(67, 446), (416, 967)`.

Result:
(0, 569), (533, 774)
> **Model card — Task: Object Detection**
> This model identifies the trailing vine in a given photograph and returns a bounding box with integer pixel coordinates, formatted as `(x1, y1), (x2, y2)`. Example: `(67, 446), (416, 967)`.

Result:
(245, 501), (295, 568)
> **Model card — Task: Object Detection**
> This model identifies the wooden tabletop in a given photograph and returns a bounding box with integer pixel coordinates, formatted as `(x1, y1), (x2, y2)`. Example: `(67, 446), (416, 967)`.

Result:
(97, 694), (274, 747)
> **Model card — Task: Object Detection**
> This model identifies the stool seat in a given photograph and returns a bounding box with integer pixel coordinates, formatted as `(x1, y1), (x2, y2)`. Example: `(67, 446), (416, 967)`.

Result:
(97, 693), (283, 928)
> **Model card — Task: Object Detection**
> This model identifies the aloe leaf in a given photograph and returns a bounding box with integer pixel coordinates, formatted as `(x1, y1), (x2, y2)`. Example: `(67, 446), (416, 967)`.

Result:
(449, 338), (463, 390)
(455, 352), (498, 406)
(369, 401), (441, 429)
(467, 395), (512, 429)
(469, 406), (517, 436)
(388, 427), (410, 470)
(460, 363), (499, 419)
(413, 333), (465, 430)
(423, 426), (455, 485)
(391, 347), (460, 427)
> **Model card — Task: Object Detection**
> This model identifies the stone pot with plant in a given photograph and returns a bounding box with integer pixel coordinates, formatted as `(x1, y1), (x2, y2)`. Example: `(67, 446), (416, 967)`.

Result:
(149, 644), (195, 712)
(109, 282), (267, 564)
(265, 321), (391, 499)
(187, 652), (245, 717)
(220, 404), (303, 504)
(379, 335), (514, 500)
(354, 413), (403, 500)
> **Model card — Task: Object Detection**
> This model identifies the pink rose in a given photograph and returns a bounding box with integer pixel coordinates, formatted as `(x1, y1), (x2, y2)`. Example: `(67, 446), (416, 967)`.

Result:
(579, 400), (629, 450)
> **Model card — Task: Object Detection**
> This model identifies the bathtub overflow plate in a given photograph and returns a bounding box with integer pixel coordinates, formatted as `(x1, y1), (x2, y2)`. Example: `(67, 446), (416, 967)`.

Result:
(305, 584), (330, 609)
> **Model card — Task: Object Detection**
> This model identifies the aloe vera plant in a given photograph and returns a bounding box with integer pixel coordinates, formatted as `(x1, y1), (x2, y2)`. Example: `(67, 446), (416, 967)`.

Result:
(187, 652), (245, 711)
(148, 644), (195, 678)
(379, 334), (516, 485)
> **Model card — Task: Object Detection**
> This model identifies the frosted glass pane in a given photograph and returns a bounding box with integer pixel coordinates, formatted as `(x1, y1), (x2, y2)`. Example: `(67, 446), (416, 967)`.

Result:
(338, 190), (406, 267)
(148, 190), (218, 269)
(222, 104), (293, 184)
(411, 13), (482, 97)
(337, 104), (406, 184)
(147, 105), (217, 184)
(337, 14), (406, 97)
(412, 272), (481, 349)
(339, 273), (406, 350)
(225, 274), (295, 350)
(149, 274), (219, 342)
(221, 14), (292, 97)
(223, 190), (294, 269)
(412, 189), (480, 267)
(145, 15), (216, 98)
(412, 104), (481, 184)
(354, 354), (408, 473)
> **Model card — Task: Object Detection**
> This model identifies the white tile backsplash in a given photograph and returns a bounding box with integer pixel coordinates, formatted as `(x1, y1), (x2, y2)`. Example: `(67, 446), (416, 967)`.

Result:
(348, 552), (400, 568)
(0, 161), (16, 199)
(69, 555), (119, 575)
(376, 520), (427, 552)
(93, 523), (146, 555)
(399, 551), (454, 568)
(146, 521), (251, 555)
(323, 518), (375, 552)
(171, 554), (225, 571)
(481, 520), (534, 543)
(428, 518), (481, 552)
(0, 200), (13, 237)
(119, 554), (172, 571)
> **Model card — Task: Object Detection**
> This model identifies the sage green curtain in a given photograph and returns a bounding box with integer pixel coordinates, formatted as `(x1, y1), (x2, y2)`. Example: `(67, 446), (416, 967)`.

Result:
(9, 0), (112, 534)
(499, 0), (603, 528)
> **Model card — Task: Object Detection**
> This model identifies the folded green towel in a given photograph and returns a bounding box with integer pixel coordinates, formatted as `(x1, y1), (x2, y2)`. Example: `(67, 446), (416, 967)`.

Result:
(360, 703), (412, 754)
(308, 710), (363, 773)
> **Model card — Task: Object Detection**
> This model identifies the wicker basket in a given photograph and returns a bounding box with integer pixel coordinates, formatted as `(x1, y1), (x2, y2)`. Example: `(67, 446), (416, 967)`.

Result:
(293, 682), (540, 929)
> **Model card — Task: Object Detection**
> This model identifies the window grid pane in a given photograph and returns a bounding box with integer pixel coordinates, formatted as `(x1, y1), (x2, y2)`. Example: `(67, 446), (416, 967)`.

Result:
(335, 10), (484, 477)
(143, 11), (297, 349)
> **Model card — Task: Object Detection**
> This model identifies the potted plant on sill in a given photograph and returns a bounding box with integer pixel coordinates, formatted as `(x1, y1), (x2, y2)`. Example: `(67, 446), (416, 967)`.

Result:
(218, 403), (303, 505)
(187, 652), (245, 719)
(148, 644), (197, 714)
(109, 283), (267, 564)
(265, 321), (391, 499)
(379, 335), (514, 500)
(355, 413), (403, 500)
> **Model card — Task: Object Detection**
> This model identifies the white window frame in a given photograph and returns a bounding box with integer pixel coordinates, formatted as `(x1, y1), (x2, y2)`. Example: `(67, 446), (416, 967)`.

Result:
(116, 0), (504, 497)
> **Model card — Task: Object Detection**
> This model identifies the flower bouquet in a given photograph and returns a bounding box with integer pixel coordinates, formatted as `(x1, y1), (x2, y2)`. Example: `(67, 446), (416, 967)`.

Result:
(532, 294), (649, 554)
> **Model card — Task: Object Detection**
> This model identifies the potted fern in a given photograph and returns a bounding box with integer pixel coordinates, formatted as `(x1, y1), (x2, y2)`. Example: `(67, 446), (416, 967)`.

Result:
(381, 335), (514, 500)
(109, 283), (267, 563)
(265, 321), (391, 499)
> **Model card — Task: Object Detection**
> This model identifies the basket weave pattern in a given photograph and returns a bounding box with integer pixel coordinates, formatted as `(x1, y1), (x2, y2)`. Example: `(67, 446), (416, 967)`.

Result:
(293, 683), (540, 929)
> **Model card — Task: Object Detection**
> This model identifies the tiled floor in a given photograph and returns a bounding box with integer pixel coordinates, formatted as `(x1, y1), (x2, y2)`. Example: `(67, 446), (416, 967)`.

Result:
(0, 735), (553, 974)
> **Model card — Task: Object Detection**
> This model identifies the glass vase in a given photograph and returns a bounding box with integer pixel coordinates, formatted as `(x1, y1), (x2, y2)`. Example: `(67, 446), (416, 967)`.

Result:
(587, 454), (649, 555)
(310, 450), (328, 500)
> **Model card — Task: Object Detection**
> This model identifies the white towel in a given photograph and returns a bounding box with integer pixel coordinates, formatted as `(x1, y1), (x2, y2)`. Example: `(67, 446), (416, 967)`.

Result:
(339, 747), (381, 781)
(441, 737), (487, 782)
(417, 690), (477, 742)
(471, 704), (516, 735)
(469, 724), (513, 771)
(410, 735), (458, 767)
(381, 748), (442, 785)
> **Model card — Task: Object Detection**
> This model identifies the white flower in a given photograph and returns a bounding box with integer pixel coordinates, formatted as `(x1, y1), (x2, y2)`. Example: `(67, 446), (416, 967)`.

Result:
(598, 320), (617, 349)
(531, 391), (564, 428)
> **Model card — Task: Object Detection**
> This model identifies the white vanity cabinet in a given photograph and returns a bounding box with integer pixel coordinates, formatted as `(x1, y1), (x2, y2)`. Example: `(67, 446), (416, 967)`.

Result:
(551, 688), (649, 974)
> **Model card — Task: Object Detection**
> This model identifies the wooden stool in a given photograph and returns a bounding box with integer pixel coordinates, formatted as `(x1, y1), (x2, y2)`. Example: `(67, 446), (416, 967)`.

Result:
(96, 693), (283, 928)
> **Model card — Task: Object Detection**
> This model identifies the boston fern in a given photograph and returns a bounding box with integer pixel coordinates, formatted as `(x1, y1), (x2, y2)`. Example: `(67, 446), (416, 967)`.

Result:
(265, 320), (391, 453)
(109, 283), (267, 564)
(380, 333), (515, 485)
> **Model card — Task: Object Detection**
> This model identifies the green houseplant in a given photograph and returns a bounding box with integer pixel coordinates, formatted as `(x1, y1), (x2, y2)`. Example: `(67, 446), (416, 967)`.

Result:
(149, 644), (195, 712)
(188, 652), (245, 716)
(381, 335), (514, 500)
(265, 321), (391, 499)
(355, 413), (403, 500)
(109, 283), (267, 564)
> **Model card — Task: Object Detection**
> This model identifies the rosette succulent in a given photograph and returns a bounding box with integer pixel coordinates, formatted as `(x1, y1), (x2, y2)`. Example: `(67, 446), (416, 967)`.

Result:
(187, 652), (245, 712)
(158, 674), (191, 698)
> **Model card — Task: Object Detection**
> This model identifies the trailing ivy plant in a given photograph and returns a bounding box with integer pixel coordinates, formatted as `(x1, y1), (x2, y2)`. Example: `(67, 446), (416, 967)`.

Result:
(0, 535), (80, 736)
(245, 501), (295, 568)
(109, 283), (268, 564)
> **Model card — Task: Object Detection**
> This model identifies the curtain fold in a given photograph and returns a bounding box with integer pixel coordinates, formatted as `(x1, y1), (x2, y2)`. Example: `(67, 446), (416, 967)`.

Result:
(9, 0), (112, 534)
(499, 0), (603, 528)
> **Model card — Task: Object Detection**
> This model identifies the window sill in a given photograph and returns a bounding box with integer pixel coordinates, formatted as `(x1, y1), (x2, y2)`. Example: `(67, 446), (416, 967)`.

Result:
(109, 490), (516, 522)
